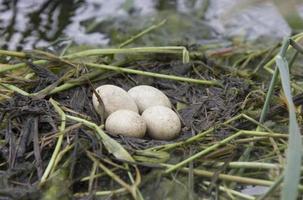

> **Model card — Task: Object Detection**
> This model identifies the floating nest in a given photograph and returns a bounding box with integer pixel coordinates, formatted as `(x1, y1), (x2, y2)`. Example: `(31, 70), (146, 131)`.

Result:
(0, 43), (302, 199)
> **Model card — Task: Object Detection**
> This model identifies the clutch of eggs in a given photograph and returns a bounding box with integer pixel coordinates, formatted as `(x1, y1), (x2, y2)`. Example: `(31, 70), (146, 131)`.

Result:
(93, 84), (181, 140)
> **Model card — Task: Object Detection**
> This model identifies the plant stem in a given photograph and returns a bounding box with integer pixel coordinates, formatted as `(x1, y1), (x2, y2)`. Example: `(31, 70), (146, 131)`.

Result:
(256, 66), (279, 131)
(41, 98), (66, 183)
(263, 32), (303, 74)
(258, 174), (284, 200)
(0, 46), (190, 74)
(162, 164), (303, 191)
(0, 49), (26, 58)
(150, 113), (264, 151)
(213, 161), (303, 171)
(0, 60), (47, 73)
(0, 83), (30, 96)
(119, 19), (166, 48)
(203, 181), (255, 200)
(85, 62), (222, 86)
(242, 130), (288, 138)
(87, 152), (137, 199)
(165, 131), (244, 174)
(164, 164), (272, 186)
(64, 46), (190, 63)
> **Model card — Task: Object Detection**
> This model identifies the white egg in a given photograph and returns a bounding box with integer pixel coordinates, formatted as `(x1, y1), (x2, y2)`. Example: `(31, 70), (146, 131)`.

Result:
(142, 106), (181, 140)
(92, 85), (138, 117)
(128, 85), (171, 113)
(105, 110), (146, 138)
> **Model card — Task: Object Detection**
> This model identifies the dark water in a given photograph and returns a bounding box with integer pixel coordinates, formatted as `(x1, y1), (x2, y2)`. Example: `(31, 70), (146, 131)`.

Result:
(0, 0), (298, 50)
(0, 0), (82, 50)
(0, 0), (116, 50)
(0, 0), (201, 50)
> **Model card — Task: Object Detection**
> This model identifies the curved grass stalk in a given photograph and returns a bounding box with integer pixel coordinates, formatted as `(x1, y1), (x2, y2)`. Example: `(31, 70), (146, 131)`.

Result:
(124, 164), (144, 200)
(64, 46), (190, 63)
(80, 168), (119, 182)
(41, 98), (66, 183)
(52, 143), (75, 174)
(263, 32), (303, 74)
(87, 152), (138, 199)
(0, 46), (190, 75)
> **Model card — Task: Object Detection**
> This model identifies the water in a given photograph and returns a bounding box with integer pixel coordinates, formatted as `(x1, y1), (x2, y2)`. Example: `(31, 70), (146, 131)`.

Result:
(0, 0), (301, 50)
(205, 0), (291, 41)
(0, 0), (161, 50)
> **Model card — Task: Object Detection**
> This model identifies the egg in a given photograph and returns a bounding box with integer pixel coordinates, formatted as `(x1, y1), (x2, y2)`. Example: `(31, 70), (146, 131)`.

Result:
(92, 85), (138, 117)
(105, 110), (146, 138)
(142, 106), (181, 140)
(128, 85), (172, 113)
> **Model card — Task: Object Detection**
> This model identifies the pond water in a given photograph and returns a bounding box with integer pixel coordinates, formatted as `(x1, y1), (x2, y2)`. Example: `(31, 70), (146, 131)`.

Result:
(0, 0), (301, 50)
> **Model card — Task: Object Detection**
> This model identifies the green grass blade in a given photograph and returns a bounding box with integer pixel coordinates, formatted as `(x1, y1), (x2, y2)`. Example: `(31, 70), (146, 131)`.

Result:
(276, 53), (302, 200)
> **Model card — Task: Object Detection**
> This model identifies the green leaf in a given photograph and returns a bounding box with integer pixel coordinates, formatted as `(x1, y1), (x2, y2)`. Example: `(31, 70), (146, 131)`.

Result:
(95, 126), (135, 162)
(66, 115), (134, 162)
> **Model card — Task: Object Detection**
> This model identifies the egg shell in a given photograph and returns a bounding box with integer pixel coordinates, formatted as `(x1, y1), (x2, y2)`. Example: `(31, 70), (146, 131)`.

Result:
(128, 85), (171, 113)
(105, 110), (146, 138)
(92, 85), (138, 117)
(142, 105), (181, 140)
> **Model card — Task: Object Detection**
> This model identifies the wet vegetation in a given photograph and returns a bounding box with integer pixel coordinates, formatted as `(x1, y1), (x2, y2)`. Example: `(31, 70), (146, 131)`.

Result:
(1, 0), (303, 200)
